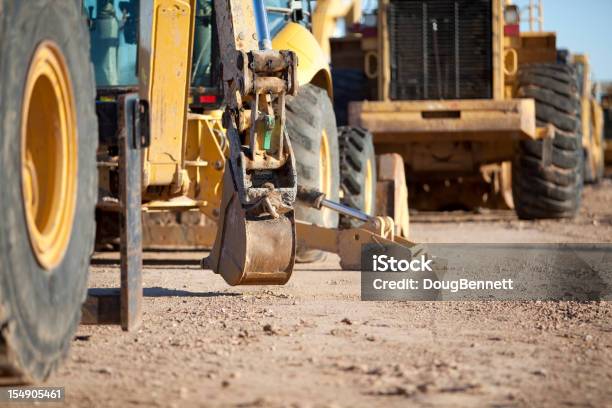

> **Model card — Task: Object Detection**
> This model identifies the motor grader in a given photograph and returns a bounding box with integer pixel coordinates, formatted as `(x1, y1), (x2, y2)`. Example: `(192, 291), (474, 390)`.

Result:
(331, 0), (594, 218)
(0, 0), (414, 383)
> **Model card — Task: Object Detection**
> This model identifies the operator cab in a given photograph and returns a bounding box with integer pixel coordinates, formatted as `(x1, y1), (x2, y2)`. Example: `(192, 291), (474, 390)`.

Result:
(83, 0), (308, 114)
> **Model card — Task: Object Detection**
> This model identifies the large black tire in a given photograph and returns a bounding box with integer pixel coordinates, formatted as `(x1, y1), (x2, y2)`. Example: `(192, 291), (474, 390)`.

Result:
(0, 1), (97, 382)
(513, 63), (582, 219)
(286, 84), (340, 262)
(338, 127), (377, 228)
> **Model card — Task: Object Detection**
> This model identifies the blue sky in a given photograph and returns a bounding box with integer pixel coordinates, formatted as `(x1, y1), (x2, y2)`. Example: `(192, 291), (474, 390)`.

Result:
(515, 0), (612, 82)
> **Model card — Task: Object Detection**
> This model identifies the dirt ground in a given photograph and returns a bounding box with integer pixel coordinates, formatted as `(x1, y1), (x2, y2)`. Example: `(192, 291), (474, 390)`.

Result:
(42, 179), (612, 407)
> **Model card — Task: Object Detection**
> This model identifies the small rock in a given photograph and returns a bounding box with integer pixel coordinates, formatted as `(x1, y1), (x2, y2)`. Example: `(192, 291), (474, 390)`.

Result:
(263, 324), (278, 335)
(248, 397), (272, 407)
(341, 318), (352, 325)
(372, 385), (415, 397)
(417, 383), (430, 393)
(367, 367), (384, 376)
(585, 334), (593, 342)
(74, 335), (91, 342)
(97, 367), (113, 375)
(533, 369), (547, 377)
(366, 335), (376, 342)
(337, 363), (367, 373)
(221, 380), (230, 388)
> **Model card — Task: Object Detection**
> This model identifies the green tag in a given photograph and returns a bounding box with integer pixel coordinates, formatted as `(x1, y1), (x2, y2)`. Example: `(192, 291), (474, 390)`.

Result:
(263, 129), (272, 150)
(262, 115), (275, 150)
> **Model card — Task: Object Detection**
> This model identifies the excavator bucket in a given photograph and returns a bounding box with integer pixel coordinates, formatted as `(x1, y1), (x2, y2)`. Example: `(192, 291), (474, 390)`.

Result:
(205, 169), (296, 285)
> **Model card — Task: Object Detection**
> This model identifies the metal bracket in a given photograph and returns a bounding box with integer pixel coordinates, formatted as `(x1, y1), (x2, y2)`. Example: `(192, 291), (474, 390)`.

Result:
(82, 93), (143, 331)
(134, 100), (150, 149)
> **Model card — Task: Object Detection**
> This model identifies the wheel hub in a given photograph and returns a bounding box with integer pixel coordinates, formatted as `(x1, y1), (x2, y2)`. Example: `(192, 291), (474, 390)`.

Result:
(21, 41), (78, 270)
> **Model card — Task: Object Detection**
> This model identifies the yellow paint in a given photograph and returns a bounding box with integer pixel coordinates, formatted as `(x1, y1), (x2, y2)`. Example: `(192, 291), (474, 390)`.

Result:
(272, 22), (333, 97)
(143, 0), (195, 187)
(185, 114), (225, 220)
(21, 41), (78, 270)
(492, 0), (503, 99)
(573, 54), (605, 175)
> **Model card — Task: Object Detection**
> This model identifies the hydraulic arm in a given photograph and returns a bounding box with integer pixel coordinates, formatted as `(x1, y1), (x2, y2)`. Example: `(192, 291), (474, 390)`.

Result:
(204, 0), (299, 285)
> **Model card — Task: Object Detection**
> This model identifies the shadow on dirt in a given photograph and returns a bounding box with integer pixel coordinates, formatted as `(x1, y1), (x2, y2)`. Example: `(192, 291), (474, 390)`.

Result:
(143, 287), (241, 298)
(91, 258), (202, 267)
(86, 287), (240, 298)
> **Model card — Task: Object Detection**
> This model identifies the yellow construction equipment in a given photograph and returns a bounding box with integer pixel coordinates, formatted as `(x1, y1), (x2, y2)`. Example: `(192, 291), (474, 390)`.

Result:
(571, 54), (605, 183)
(328, 0), (590, 218)
(134, 0), (410, 252)
(312, 0), (362, 59)
(0, 0), (413, 382)
(601, 83), (612, 165)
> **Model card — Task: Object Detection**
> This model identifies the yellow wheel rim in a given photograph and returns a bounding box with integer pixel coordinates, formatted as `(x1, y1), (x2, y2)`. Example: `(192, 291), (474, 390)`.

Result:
(21, 41), (78, 270)
(319, 129), (332, 198)
(364, 158), (373, 215)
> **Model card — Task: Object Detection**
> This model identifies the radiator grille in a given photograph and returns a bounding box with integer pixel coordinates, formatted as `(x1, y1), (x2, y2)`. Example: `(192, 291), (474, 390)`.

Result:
(388, 0), (493, 100)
